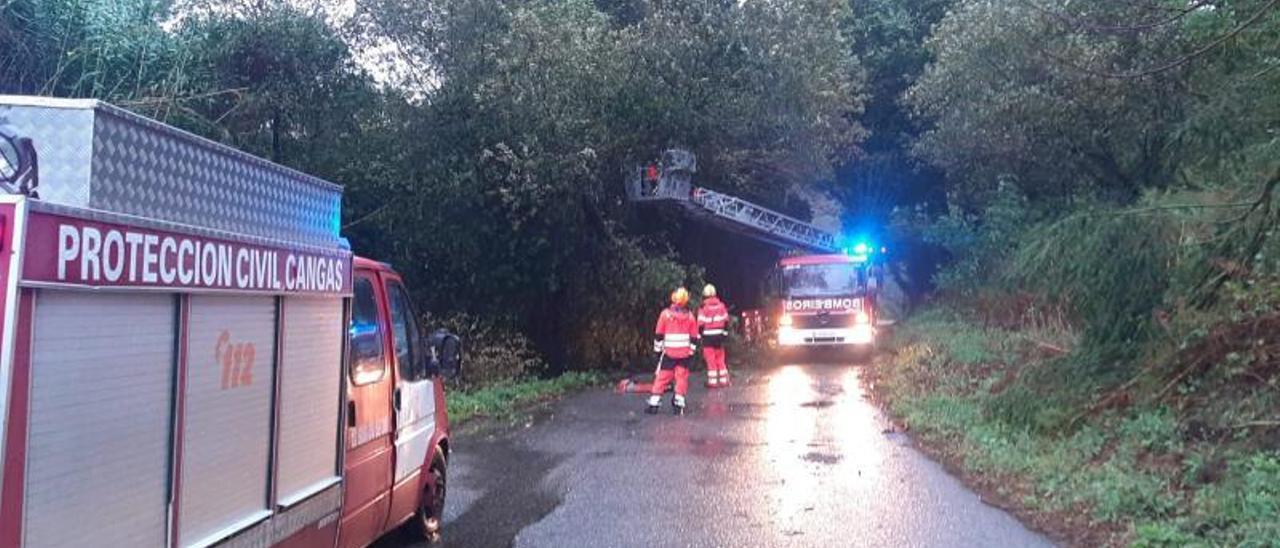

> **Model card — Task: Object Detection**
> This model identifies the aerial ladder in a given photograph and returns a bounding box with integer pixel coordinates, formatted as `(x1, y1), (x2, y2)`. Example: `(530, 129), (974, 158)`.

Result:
(624, 149), (838, 253)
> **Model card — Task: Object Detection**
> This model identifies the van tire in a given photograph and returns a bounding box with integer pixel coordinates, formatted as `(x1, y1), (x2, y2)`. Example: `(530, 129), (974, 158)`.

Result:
(409, 451), (447, 543)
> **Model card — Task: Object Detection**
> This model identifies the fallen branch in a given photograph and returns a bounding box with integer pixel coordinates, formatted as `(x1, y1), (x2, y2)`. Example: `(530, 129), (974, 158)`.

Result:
(1067, 371), (1144, 429)
(1191, 167), (1280, 308)
(1085, 201), (1258, 217)
(1232, 420), (1280, 429)
(1150, 352), (1216, 404)
(1029, 338), (1068, 355)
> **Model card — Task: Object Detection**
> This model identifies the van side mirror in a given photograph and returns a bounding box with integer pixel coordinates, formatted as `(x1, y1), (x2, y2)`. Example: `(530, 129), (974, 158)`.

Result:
(428, 329), (462, 380)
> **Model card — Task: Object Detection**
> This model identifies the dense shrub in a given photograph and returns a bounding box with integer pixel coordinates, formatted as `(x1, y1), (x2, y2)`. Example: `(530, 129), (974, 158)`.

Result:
(917, 181), (1034, 298)
(423, 313), (545, 388)
(1010, 208), (1177, 362)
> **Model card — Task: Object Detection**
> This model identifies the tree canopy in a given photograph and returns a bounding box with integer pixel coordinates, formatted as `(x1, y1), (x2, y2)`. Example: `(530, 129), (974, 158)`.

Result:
(906, 0), (1278, 207)
(1, 0), (867, 369)
(4, 0), (1277, 373)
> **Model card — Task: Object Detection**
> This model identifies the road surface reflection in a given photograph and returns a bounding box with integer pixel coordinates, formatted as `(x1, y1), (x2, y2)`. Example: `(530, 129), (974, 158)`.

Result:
(762, 364), (892, 535)
(764, 365), (818, 525)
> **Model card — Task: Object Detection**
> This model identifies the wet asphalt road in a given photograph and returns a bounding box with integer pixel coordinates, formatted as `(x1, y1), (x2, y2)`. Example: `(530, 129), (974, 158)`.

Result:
(415, 363), (1053, 548)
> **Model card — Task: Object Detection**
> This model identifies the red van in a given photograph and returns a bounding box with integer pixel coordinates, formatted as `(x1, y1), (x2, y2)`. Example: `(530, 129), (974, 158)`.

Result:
(0, 96), (459, 547)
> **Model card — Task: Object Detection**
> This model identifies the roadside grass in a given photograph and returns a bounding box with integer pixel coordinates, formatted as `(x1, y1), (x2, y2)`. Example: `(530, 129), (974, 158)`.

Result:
(447, 371), (603, 424)
(878, 307), (1280, 547)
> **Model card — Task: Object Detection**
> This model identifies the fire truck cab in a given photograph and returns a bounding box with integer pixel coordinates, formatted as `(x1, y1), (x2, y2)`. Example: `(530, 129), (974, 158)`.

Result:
(0, 96), (458, 547)
(770, 250), (879, 354)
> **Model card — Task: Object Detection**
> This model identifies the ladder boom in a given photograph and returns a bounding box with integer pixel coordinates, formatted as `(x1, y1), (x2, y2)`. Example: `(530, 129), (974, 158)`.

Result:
(690, 187), (836, 252)
(625, 149), (837, 253)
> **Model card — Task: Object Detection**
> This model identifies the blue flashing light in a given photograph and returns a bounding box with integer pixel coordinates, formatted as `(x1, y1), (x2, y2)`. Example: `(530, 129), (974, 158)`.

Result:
(853, 242), (869, 255)
(329, 196), (343, 236)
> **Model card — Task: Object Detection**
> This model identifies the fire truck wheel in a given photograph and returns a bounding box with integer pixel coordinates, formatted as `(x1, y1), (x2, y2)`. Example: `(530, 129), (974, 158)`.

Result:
(411, 451), (448, 543)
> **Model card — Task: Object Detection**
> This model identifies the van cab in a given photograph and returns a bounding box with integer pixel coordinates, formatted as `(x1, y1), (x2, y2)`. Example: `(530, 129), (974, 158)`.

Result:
(341, 257), (458, 547)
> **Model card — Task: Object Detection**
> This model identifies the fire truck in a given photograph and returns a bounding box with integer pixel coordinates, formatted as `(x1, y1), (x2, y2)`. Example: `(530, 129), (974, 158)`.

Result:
(771, 248), (879, 353)
(625, 150), (881, 354)
(0, 96), (460, 547)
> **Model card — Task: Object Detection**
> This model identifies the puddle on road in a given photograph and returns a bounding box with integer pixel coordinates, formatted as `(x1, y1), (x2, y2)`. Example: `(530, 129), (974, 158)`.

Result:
(801, 451), (843, 465)
(649, 430), (764, 458)
(812, 382), (846, 397)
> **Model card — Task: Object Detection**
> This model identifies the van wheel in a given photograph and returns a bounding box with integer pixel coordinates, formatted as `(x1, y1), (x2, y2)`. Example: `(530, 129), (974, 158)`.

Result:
(411, 452), (447, 543)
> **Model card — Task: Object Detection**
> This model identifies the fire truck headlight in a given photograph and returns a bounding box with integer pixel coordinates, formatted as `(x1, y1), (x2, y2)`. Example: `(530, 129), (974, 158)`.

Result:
(778, 326), (803, 346)
(854, 311), (870, 325)
(851, 324), (874, 345)
(779, 313), (794, 327)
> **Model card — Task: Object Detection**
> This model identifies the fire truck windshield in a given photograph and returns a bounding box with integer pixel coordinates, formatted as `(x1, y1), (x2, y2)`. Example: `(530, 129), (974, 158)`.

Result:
(781, 263), (861, 297)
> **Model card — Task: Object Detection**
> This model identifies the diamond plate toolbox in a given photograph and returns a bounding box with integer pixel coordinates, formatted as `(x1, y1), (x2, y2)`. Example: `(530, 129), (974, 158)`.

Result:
(0, 96), (343, 247)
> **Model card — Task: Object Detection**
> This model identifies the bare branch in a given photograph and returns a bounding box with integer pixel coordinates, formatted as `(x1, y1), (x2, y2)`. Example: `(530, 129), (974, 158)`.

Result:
(116, 87), (248, 107)
(1232, 420), (1280, 429)
(1036, 0), (1280, 80)
(1023, 0), (1217, 36)
(343, 202), (394, 230)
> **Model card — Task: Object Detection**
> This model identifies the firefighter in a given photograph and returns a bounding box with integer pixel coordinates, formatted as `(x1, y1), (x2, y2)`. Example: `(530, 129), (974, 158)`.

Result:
(648, 287), (699, 415)
(698, 284), (731, 388)
(644, 162), (660, 196)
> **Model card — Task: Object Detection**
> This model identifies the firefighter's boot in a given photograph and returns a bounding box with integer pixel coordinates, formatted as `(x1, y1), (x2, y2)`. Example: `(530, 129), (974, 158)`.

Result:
(645, 394), (662, 415)
(672, 395), (687, 415)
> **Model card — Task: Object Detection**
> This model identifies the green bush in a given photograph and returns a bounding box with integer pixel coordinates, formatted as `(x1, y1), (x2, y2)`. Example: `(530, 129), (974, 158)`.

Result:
(916, 181), (1035, 297)
(1009, 207), (1177, 362)
(885, 303), (1280, 547)
(447, 371), (601, 423)
(424, 313), (545, 388)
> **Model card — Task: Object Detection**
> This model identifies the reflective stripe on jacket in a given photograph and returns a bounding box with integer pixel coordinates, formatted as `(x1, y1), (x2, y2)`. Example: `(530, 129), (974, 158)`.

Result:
(698, 297), (730, 347)
(655, 305), (699, 359)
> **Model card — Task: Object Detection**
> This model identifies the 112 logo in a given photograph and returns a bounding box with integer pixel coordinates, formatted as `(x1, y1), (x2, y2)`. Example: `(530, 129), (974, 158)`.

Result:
(215, 330), (256, 389)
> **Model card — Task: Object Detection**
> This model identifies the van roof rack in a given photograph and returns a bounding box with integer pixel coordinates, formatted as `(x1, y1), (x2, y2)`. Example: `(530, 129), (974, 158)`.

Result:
(0, 96), (344, 247)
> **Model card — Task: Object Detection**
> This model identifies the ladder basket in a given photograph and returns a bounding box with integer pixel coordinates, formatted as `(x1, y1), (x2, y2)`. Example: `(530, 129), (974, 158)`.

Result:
(625, 149), (696, 202)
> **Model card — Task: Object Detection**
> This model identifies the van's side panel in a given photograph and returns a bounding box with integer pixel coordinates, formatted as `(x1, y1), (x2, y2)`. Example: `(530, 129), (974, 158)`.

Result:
(274, 513), (340, 548)
(276, 296), (344, 503)
(180, 295), (278, 546)
(23, 291), (177, 546)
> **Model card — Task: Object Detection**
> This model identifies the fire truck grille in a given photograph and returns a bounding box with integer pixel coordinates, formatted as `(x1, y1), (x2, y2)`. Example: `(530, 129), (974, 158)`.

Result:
(792, 313), (852, 329)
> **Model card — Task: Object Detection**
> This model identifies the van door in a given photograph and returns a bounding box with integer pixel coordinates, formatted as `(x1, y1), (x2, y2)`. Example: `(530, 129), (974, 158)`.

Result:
(383, 276), (437, 526)
(339, 273), (394, 548)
